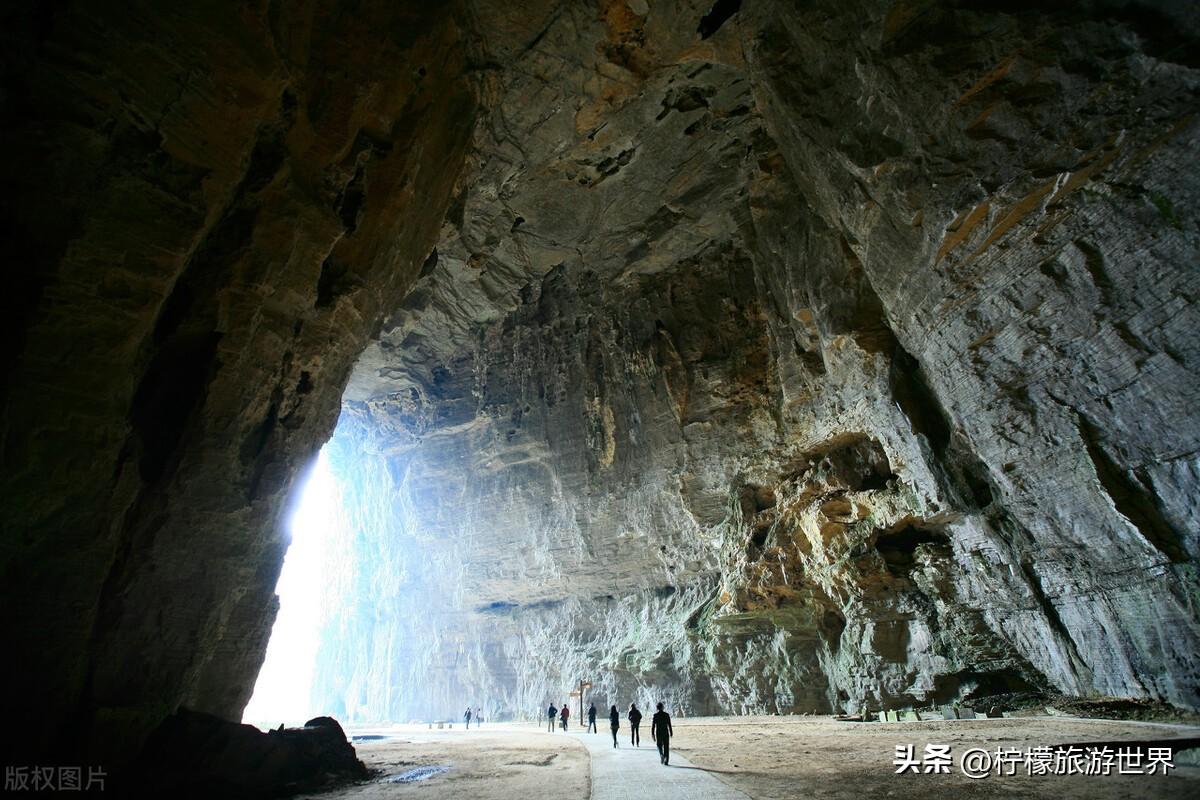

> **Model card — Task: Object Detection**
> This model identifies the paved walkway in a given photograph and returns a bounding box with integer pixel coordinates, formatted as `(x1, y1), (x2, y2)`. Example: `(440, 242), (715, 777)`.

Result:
(566, 728), (750, 800)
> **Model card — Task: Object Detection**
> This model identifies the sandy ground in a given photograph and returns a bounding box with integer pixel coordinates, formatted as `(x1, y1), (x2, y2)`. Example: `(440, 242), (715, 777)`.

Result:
(296, 724), (588, 800)
(301, 716), (1198, 799)
(672, 715), (1200, 800)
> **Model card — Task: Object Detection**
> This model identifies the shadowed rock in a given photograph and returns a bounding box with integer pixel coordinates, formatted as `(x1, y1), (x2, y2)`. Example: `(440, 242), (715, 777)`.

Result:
(134, 710), (367, 798)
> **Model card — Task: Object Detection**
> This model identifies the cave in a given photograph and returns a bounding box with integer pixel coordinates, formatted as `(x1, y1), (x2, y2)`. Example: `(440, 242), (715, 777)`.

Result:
(2, 0), (1199, 797)
(874, 521), (951, 576)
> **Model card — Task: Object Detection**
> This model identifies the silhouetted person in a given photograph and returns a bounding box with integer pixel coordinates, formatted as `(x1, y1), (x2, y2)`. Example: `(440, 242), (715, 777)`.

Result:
(464, 707), (472, 729)
(548, 703), (558, 732)
(560, 703), (570, 731)
(475, 706), (482, 726)
(628, 702), (642, 746)
(587, 703), (597, 733)
(651, 702), (673, 765)
(609, 705), (620, 747)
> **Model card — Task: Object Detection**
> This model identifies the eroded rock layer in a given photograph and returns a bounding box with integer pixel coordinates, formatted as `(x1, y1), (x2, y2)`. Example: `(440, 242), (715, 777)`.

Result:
(1, 0), (476, 762)
(318, 0), (1200, 722)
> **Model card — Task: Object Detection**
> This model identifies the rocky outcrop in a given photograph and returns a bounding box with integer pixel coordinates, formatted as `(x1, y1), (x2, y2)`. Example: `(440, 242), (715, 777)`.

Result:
(314, 0), (1200, 722)
(0, 0), (476, 763)
(134, 711), (366, 798)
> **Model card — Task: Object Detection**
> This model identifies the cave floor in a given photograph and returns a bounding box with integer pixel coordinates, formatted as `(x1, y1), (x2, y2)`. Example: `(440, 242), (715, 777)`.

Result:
(298, 725), (589, 800)
(300, 716), (1199, 800)
(669, 715), (1200, 800)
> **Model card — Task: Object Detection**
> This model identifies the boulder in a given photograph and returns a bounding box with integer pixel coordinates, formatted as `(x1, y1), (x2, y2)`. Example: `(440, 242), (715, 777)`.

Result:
(132, 709), (367, 798)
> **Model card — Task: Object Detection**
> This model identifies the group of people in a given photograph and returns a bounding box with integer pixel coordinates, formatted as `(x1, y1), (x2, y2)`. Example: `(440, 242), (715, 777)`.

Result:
(546, 701), (572, 731)
(545, 700), (674, 766)
(463, 706), (483, 729)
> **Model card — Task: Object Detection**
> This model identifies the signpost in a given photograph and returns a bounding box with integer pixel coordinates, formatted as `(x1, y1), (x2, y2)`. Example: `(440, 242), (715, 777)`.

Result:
(568, 679), (593, 724)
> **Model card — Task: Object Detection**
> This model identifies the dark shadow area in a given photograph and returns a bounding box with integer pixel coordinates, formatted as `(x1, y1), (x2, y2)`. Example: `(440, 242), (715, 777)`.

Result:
(930, 668), (1038, 705)
(132, 710), (367, 799)
(1079, 417), (1185, 563)
(698, 0), (743, 40)
(874, 520), (951, 577)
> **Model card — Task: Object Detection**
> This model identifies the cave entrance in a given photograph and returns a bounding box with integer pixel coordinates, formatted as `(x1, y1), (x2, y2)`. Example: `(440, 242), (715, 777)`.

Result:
(242, 448), (341, 727)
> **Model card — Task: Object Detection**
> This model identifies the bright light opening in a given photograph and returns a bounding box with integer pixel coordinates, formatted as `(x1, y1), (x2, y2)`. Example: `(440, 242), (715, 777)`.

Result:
(242, 448), (339, 728)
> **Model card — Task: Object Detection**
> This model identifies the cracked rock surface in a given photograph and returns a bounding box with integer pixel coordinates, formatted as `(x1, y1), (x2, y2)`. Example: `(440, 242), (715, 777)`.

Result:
(1, 0), (477, 762)
(2, 0), (1198, 765)
(317, 0), (1200, 722)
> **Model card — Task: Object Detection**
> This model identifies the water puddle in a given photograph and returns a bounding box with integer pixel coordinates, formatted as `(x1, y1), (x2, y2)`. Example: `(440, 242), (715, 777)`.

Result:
(382, 765), (451, 783)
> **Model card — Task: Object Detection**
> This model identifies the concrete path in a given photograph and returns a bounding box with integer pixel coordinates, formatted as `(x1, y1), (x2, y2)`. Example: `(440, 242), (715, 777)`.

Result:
(567, 728), (751, 800)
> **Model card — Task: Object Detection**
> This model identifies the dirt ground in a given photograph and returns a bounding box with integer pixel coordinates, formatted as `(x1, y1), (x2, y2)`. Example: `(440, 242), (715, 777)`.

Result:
(672, 715), (1200, 800)
(302, 716), (1198, 799)
(296, 724), (588, 800)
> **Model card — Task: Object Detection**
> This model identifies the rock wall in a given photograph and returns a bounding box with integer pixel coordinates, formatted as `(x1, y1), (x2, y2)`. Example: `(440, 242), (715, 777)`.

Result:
(0, 0), (477, 762)
(317, 0), (1200, 722)
(2, 0), (1198, 766)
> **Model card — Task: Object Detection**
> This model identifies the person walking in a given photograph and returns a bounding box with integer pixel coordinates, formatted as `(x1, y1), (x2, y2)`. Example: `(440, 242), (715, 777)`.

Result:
(560, 702), (570, 731)
(475, 706), (482, 726)
(464, 706), (472, 729)
(609, 705), (620, 748)
(627, 702), (642, 747)
(651, 702), (673, 765)
(587, 703), (597, 733)
(547, 703), (558, 732)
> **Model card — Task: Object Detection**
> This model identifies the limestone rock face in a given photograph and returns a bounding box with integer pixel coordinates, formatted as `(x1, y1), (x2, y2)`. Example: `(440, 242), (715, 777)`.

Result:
(2, 0), (1198, 766)
(318, 0), (1200, 722)
(1, 0), (477, 762)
